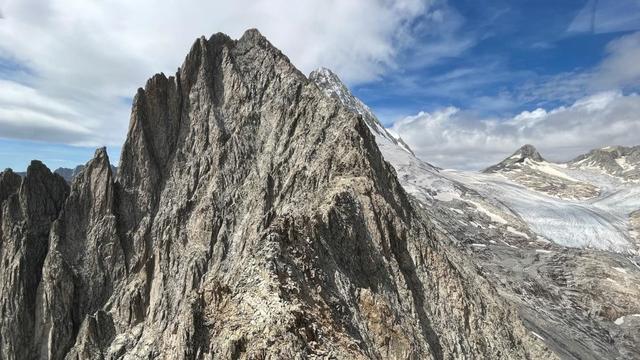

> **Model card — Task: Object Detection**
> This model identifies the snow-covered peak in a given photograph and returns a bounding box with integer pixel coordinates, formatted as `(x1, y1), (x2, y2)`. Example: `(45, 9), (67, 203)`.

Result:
(484, 144), (544, 173)
(516, 144), (544, 162)
(309, 67), (374, 119)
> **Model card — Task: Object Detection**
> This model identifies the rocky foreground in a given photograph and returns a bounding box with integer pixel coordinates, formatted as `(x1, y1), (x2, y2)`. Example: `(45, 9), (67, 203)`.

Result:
(0, 30), (557, 359)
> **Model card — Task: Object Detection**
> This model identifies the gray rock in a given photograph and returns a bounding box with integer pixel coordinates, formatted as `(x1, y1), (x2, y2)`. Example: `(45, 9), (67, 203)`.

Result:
(484, 144), (544, 173)
(1, 29), (554, 359)
(483, 145), (600, 200)
(311, 69), (640, 359)
(569, 145), (640, 181)
(17, 165), (117, 183)
(34, 148), (125, 359)
(309, 67), (416, 157)
(0, 162), (68, 360)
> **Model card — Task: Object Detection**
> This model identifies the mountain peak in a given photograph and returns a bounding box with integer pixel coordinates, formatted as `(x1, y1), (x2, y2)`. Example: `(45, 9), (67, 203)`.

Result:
(484, 144), (544, 173)
(238, 28), (266, 44)
(517, 144), (544, 161)
(309, 67), (341, 83)
(309, 66), (416, 155)
(1, 30), (552, 359)
(569, 144), (640, 180)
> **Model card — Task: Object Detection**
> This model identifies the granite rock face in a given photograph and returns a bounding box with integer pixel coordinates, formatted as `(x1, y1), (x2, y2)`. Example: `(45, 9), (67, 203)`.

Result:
(309, 67), (416, 156)
(0, 163), (68, 360)
(0, 30), (554, 359)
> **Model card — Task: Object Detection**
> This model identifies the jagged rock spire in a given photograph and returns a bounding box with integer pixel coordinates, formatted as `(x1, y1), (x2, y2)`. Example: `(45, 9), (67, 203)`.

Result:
(0, 162), (68, 360)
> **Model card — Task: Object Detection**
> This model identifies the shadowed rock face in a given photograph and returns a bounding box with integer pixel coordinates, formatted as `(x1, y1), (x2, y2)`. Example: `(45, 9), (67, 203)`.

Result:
(0, 30), (553, 359)
(0, 163), (68, 360)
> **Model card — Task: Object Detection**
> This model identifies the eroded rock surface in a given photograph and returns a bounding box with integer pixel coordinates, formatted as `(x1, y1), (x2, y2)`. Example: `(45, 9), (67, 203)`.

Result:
(0, 30), (554, 359)
(311, 68), (640, 360)
(570, 145), (640, 181)
(0, 163), (68, 360)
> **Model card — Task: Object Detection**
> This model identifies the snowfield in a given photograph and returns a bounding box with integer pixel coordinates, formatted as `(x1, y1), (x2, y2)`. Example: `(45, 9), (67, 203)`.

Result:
(375, 133), (640, 254)
(445, 169), (637, 253)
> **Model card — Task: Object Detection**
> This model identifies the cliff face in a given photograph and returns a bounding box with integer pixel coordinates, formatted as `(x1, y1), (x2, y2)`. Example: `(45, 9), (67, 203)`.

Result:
(0, 29), (552, 359)
(0, 164), (68, 360)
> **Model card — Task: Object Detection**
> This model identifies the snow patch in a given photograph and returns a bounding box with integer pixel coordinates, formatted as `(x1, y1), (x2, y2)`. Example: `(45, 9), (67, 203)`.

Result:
(468, 200), (508, 224)
(536, 236), (550, 243)
(613, 267), (627, 274)
(615, 156), (637, 172)
(435, 191), (460, 202)
(528, 160), (580, 182)
(507, 226), (530, 239)
(531, 331), (545, 341)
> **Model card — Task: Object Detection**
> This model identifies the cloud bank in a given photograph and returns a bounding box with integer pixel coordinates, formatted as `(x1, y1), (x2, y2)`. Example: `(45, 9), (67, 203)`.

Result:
(391, 29), (640, 170)
(393, 91), (640, 170)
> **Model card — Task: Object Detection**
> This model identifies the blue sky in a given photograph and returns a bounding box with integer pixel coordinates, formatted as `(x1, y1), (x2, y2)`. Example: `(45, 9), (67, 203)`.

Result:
(355, 0), (639, 124)
(1, 0), (639, 170)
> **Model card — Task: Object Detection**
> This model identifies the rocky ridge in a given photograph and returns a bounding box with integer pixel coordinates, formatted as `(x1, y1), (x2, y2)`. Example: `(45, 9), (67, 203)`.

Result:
(309, 68), (416, 156)
(569, 145), (640, 182)
(311, 70), (640, 359)
(484, 144), (544, 173)
(0, 29), (553, 359)
(0, 163), (68, 360)
(15, 165), (118, 183)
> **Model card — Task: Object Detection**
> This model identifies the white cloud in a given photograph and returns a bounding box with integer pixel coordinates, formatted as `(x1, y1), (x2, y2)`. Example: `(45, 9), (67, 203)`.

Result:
(519, 31), (640, 105)
(594, 31), (640, 89)
(393, 91), (640, 170)
(387, 27), (640, 171)
(0, 0), (434, 148)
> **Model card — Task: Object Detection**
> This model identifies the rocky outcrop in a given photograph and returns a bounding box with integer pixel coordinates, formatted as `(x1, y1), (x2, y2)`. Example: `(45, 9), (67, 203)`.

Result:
(569, 145), (640, 181)
(0, 163), (68, 360)
(1, 29), (554, 359)
(33, 148), (125, 359)
(16, 165), (117, 183)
